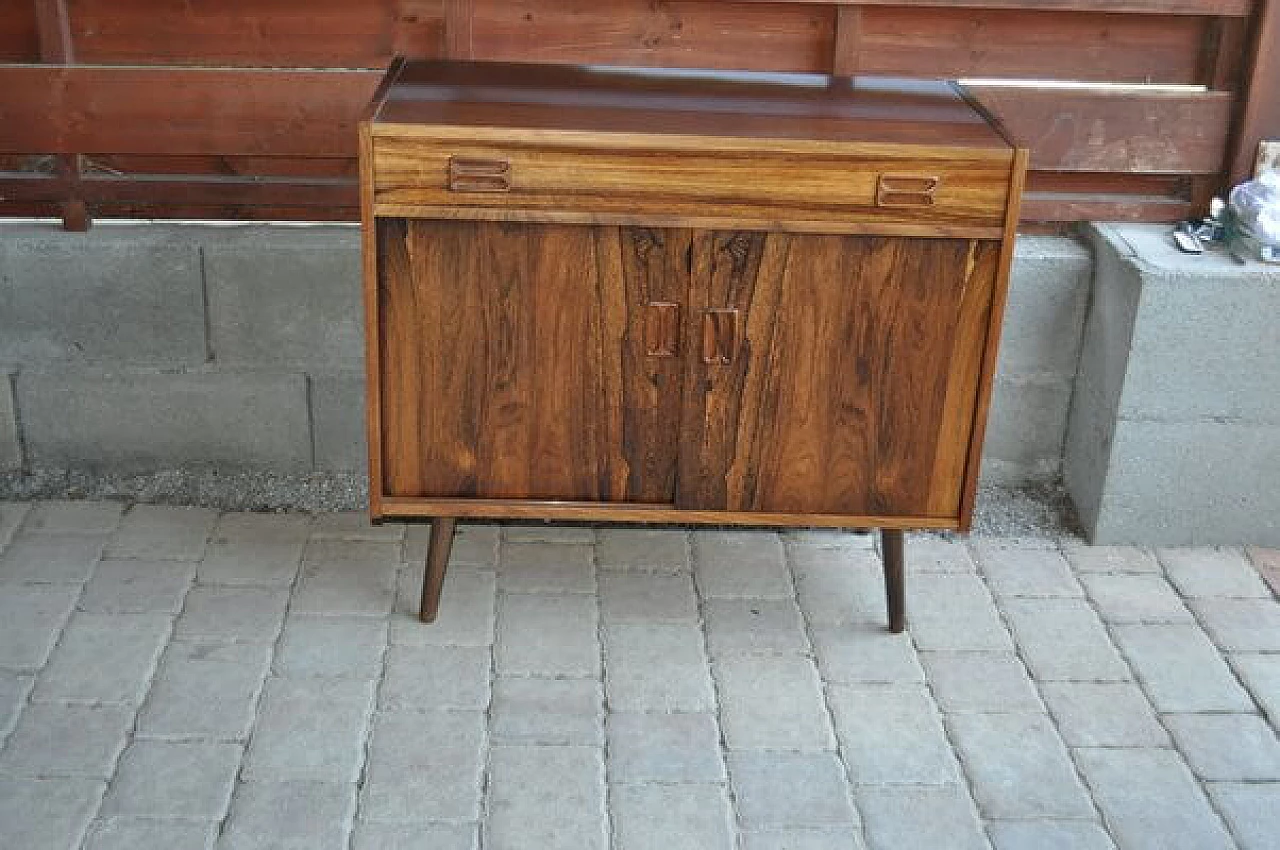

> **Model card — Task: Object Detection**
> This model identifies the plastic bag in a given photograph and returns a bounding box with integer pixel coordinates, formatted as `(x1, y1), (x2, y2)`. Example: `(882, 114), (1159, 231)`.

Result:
(1228, 170), (1280, 263)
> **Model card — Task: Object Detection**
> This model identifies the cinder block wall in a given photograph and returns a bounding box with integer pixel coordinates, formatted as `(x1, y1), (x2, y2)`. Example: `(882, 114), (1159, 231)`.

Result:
(0, 223), (1092, 487)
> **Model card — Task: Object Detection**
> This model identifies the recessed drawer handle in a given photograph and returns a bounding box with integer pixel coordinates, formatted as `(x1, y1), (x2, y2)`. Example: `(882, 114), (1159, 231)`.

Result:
(702, 309), (739, 365)
(876, 174), (940, 207)
(448, 157), (511, 192)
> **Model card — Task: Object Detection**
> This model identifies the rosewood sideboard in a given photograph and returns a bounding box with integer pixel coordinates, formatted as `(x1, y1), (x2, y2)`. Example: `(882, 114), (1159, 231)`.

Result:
(360, 59), (1027, 632)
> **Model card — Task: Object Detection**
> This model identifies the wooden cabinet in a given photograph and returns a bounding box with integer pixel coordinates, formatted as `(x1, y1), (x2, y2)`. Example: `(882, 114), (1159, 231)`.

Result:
(361, 60), (1027, 631)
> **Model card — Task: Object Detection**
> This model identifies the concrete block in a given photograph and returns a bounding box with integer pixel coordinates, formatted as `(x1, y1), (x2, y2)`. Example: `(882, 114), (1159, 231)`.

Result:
(17, 369), (312, 471)
(392, 567), (496, 648)
(309, 370), (368, 471)
(23, 500), (126, 535)
(0, 778), (104, 850)
(604, 623), (713, 713)
(274, 617), (388, 679)
(611, 783), (731, 850)
(1159, 546), (1271, 598)
(1067, 224), (1280, 546)
(79, 559), (195, 614)
(379, 645), (490, 711)
(1039, 681), (1169, 747)
(1231, 653), (1280, 727)
(361, 710), (484, 822)
(856, 785), (987, 850)
(1166, 713), (1280, 781)
(972, 541), (1083, 597)
(107, 505), (217, 561)
(704, 598), (809, 656)
(1075, 747), (1234, 850)
(0, 372), (19, 470)
(1112, 624), (1253, 713)
(919, 652), (1041, 714)
(714, 655), (836, 750)
(0, 703), (133, 778)
(742, 829), (866, 850)
(0, 533), (108, 584)
(220, 781), (356, 850)
(0, 224), (205, 364)
(487, 746), (607, 850)
(599, 572), (699, 625)
(199, 512), (308, 587)
(1001, 598), (1130, 682)
(243, 678), (375, 783)
(790, 547), (886, 626)
(693, 529), (793, 598)
(84, 819), (217, 850)
(812, 626), (924, 684)
(827, 684), (959, 784)
(498, 541), (596, 594)
(1207, 782), (1280, 850)
(32, 612), (172, 705)
(607, 712), (724, 783)
(176, 587), (289, 643)
(1079, 573), (1193, 624)
(0, 585), (78, 669)
(203, 225), (363, 367)
(1191, 597), (1280, 651)
(102, 739), (242, 819)
(497, 594), (600, 678)
(353, 823), (478, 850)
(491, 677), (603, 746)
(998, 235), (1093, 378)
(728, 751), (856, 828)
(596, 527), (690, 570)
(980, 375), (1073, 484)
(137, 641), (271, 740)
(0, 670), (34, 739)
(987, 821), (1116, 850)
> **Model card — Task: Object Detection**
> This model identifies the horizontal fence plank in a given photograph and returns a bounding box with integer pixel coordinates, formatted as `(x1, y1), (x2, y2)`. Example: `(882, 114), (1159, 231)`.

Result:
(842, 8), (1210, 83)
(470, 0), (837, 72)
(0, 0), (38, 61)
(967, 86), (1234, 172)
(0, 66), (381, 157)
(733, 0), (1252, 15)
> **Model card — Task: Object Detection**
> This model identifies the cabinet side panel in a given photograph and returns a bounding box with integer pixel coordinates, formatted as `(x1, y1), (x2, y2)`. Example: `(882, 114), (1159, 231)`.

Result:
(680, 232), (994, 519)
(377, 219), (683, 502)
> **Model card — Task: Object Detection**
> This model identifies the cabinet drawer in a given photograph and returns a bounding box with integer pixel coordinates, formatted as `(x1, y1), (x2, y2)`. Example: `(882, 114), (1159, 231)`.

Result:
(370, 134), (1012, 234)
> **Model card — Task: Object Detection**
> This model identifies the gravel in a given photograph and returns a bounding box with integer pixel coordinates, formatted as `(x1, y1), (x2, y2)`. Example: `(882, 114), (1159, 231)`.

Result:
(0, 467), (1082, 540)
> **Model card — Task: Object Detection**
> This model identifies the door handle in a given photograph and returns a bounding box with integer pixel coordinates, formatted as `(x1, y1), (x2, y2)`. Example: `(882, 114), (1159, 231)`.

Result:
(876, 173), (939, 207)
(447, 156), (511, 192)
(702, 309), (739, 365)
(644, 302), (681, 357)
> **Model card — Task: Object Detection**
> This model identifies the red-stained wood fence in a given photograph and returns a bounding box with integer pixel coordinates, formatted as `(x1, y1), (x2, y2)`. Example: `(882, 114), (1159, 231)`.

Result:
(0, 0), (1276, 228)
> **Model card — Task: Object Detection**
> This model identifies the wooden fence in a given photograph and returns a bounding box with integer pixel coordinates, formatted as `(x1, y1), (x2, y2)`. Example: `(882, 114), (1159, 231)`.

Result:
(0, 0), (1276, 229)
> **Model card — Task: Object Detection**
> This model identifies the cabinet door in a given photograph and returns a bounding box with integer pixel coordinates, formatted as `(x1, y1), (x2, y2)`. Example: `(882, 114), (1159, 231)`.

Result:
(378, 219), (690, 502)
(677, 231), (1000, 519)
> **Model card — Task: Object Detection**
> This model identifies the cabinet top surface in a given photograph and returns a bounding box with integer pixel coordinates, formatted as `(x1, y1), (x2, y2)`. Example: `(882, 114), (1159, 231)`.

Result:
(370, 60), (1013, 152)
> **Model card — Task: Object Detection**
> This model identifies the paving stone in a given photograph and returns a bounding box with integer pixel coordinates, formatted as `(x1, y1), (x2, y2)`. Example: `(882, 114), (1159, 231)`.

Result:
(729, 751), (856, 829)
(1074, 747), (1234, 850)
(791, 548), (887, 626)
(23, 501), (126, 535)
(0, 703), (133, 778)
(947, 713), (1094, 819)
(1002, 598), (1130, 681)
(137, 641), (272, 740)
(379, 645), (490, 711)
(274, 617), (387, 679)
(393, 566), (496, 647)
(79, 559), (195, 613)
(1190, 597), (1280, 651)
(243, 678), (374, 783)
(85, 819), (217, 850)
(103, 739), (242, 818)
(919, 652), (1041, 714)
(33, 612), (171, 704)
(487, 746), (607, 850)
(499, 542), (596, 593)
(1231, 653), (1280, 726)
(704, 598), (809, 656)
(607, 713), (724, 783)
(905, 535), (977, 572)
(198, 512), (309, 587)
(1246, 546), (1280, 596)
(694, 530), (793, 599)
(403, 522), (500, 567)
(0, 585), (78, 668)
(0, 671), (33, 739)
(605, 623), (714, 712)
(715, 655), (835, 750)
(176, 586), (289, 643)
(1062, 544), (1161, 574)
(293, 541), (399, 617)
(491, 677), (603, 746)
(987, 821), (1116, 850)
(0, 533), (107, 583)
(361, 710), (485, 822)
(352, 822), (479, 850)
(742, 829), (866, 850)
(1159, 546), (1271, 598)
(612, 782), (733, 850)
(0, 501), (32, 548)
(1040, 681), (1169, 748)
(106, 505), (218, 561)
(972, 543), (1083, 597)
(827, 685), (958, 784)
(1206, 782), (1280, 850)
(856, 785), (987, 850)
(497, 594), (600, 678)
(812, 626), (924, 684)
(219, 781), (356, 850)
(1113, 624), (1254, 713)
(0, 778), (104, 850)
(781, 528), (875, 548)
(1164, 713), (1280, 781)
(1079, 573), (1193, 624)
(596, 527), (689, 570)
(503, 523), (596, 544)
(309, 512), (404, 542)
(600, 572), (698, 624)
(907, 574), (1015, 652)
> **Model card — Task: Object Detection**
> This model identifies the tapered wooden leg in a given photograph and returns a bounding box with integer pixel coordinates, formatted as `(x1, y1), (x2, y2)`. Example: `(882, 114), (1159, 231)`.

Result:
(881, 529), (906, 633)
(420, 518), (456, 623)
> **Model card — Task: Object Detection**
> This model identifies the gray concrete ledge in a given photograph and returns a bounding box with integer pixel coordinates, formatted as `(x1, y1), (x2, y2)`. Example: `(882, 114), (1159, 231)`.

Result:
(1066, 224), (1280, 546)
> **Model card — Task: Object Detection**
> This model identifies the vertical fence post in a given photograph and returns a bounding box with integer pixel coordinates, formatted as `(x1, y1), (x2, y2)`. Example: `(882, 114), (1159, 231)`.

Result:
(445, 0), (474, 60)
(33, 0), (89, 231)
(1228, 0), (1280, 184)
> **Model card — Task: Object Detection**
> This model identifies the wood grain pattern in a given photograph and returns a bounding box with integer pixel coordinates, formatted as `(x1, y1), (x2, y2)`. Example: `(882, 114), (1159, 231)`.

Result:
(675, 232), (999, 519)
(378, 219), (689, 503)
